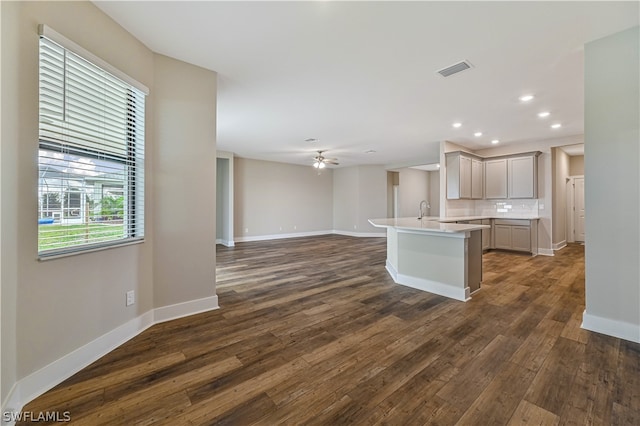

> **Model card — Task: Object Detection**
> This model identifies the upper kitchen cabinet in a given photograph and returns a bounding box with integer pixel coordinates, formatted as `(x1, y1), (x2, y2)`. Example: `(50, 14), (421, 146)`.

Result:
(485, 152), (541, 199)
(508, 153), (540, 199)
(471, 158), (484, 199)
(446, 151), (483, 200)
(484, 158), (508, 199)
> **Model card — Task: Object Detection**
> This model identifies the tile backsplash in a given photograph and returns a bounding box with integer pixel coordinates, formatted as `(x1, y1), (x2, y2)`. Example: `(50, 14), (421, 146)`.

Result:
(476, 199), (539, 217)
(445, 199), (539, 218)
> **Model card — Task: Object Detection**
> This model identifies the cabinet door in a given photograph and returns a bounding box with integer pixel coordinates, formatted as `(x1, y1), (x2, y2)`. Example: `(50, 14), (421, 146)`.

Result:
(494, 225), (512, 249)
(459, 155), (472, 199)
(446, 154), (461, 199)
(471, 159), (483, 199)
(511, 226), (531, 251)
(509, 156), (535, 198)
(485, 159), (508, 199)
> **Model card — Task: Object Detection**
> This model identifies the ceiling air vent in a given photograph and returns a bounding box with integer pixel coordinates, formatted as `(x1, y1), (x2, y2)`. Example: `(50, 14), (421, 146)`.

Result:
(437, 60), (473, 77)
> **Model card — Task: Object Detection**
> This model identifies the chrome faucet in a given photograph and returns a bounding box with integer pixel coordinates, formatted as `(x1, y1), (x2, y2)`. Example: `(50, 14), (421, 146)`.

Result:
(418, 200), (430, 219)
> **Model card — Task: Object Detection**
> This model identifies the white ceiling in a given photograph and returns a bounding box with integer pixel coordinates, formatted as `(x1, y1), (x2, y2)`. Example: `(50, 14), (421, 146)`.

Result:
(94, 1), (638, 167)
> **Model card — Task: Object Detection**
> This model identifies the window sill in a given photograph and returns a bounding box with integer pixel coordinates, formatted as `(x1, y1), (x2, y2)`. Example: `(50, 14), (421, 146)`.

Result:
(38, 238), (145, 261)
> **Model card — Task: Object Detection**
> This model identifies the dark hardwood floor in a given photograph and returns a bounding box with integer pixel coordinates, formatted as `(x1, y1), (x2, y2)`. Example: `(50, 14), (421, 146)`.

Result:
(21, 235), (640, 425)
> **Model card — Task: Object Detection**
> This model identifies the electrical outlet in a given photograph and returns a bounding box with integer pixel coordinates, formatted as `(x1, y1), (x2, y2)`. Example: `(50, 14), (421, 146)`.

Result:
(126, 290), (135, 306)
(279, 226), (282, 231)
(245, 228), (249, 233)
(293, 225), (297, 230)
(354, 225), (357, 229)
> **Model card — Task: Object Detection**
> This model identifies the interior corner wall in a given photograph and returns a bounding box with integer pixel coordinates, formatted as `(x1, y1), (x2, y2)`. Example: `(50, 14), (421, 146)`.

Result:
(583, 26), (640, 343)
(551, 147), (570, 246)
(152, 53), (217, 308)
(333, 165), (387, 235)
(233, 157), (333, 239)
(1, 0), (156, 406)
(356, 166), (388, 234)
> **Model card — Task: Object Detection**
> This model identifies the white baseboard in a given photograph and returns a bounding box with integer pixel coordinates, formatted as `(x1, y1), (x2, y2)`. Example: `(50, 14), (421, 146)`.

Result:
(234, 230), (332, 242)
(234, 230), (386, 242)
(332, 230), (386, 238)
(552, 241), (567, 251)
(385, 258), (467, 302)
(215, 239), (235, 247)
(537, 248), (555, 256)
(154, 295), (219, 324)
(2, 296), (219, 422)
(581, 310), (640, 344)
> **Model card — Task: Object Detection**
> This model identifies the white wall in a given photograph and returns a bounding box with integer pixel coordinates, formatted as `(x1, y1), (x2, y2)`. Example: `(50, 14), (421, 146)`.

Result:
(152, 53), (217, 308)
(583, 26), (640, 343)
(234, 157), (333, 239)
(333, 165), (387, 235)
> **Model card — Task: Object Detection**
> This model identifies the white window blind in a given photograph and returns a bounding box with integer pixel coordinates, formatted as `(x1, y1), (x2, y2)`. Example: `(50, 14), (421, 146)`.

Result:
(38, 33), (146, 257)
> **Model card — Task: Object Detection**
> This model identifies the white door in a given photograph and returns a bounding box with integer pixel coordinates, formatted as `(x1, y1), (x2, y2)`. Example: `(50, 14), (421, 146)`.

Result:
(574, 177), (585, 242)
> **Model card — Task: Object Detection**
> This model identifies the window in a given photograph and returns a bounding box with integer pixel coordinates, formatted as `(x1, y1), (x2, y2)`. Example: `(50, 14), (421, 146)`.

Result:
(38, 27), (147, 257)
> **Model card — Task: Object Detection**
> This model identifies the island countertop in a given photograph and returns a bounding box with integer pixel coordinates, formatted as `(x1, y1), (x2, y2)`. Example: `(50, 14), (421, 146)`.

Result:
(368, 217), (489, 234)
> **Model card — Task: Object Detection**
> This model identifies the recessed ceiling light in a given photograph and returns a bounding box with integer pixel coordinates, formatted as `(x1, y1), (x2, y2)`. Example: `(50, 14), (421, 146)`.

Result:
(304, 138), (317, 143)
(474, 132), (483, 137)
(551, 123), (562, 129)
(537, 111), (550, 118)
(436, 164), (441, 168)
(452, 122), (462, 128)
(491, 139), (500, 144)
(519, 94), (534, 102)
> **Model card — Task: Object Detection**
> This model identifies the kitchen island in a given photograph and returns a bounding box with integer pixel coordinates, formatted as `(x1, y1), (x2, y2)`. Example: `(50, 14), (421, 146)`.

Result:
(369, 217), (490, 302)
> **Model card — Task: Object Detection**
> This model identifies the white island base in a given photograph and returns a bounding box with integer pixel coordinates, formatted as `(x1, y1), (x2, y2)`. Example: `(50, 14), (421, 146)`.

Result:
(370, 218), (487, 302)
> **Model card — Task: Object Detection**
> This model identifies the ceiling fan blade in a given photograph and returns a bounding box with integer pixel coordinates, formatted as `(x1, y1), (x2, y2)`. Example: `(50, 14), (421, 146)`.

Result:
(326, 161), (339, 165)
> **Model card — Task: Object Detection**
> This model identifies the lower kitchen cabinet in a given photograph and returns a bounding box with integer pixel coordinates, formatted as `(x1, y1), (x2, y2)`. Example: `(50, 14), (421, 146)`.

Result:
(492, 219), (538, 254)
(511, 226), (531, 251)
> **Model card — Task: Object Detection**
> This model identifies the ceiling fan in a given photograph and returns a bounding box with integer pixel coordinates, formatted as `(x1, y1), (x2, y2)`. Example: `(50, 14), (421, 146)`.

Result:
(312, 150), (339, 169)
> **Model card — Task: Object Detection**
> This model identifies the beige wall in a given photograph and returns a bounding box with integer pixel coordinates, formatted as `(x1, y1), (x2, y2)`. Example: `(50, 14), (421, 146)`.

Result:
(1, 0), (218, 406)
(397, 168), (430, 218)
(333, 167), (359, 231)
(1, 0), (155, 400)
(152, 54), (217, 307)
(584, 26), (639, 342)
(333, 165), (387, 234)
(234, 158), (333, 238)
(428, 171), (440, 217)
(570, 155), (584, 176)
(552, 147), (571, 245)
